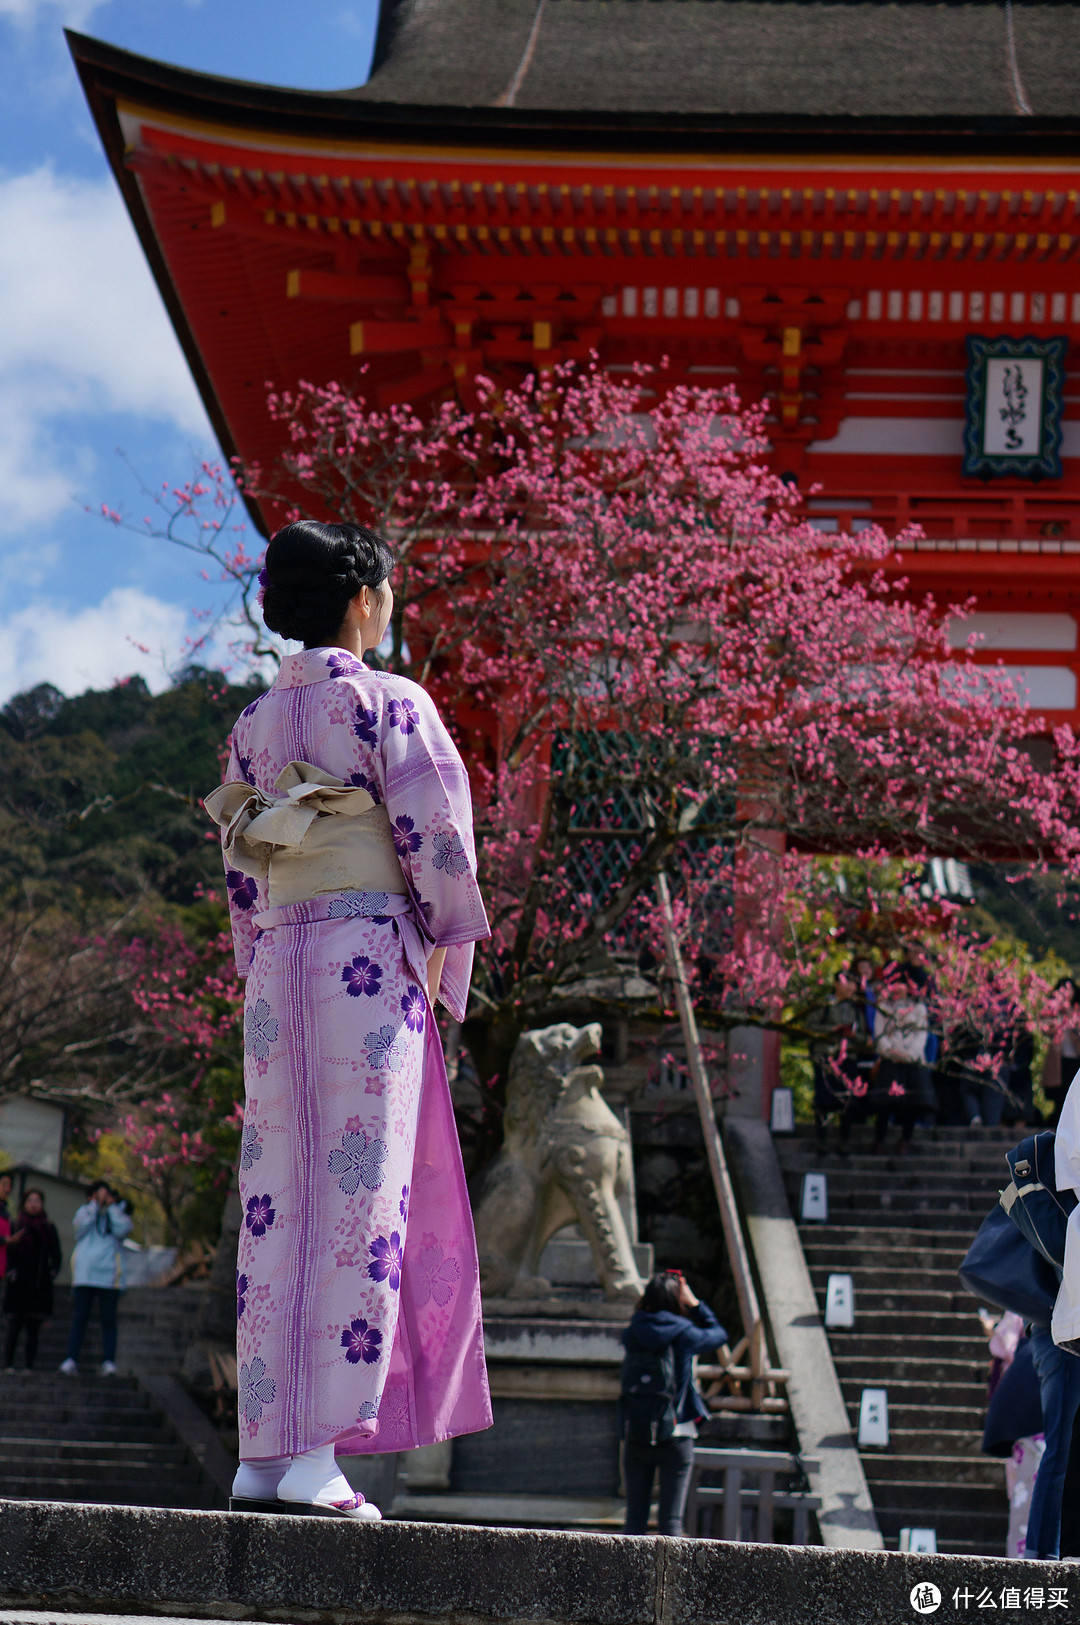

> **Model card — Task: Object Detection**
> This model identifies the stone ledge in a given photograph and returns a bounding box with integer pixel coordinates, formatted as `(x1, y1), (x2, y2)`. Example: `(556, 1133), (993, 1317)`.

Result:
(724, 1118), (882, 1551)
(0, 1501), (1075, 1625)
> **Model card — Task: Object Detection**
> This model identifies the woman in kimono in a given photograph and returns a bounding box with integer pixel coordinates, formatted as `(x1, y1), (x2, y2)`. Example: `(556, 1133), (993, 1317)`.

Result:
(206, 520), (492, 1519)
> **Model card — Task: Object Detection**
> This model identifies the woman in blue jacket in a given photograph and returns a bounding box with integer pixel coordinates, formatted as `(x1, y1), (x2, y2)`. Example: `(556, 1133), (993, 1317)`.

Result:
(620, 1269), (727, 1535)
(58, 1182), (133, 1376)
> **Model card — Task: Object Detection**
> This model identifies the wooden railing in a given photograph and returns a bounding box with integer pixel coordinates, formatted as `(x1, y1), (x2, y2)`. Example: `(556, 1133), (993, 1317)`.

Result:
(805, 487), (1080, 548)
(685, 1447), (821, 1544)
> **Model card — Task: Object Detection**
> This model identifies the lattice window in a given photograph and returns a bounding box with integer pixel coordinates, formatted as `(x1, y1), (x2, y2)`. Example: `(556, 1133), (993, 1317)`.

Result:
(550, 728), (736, 961)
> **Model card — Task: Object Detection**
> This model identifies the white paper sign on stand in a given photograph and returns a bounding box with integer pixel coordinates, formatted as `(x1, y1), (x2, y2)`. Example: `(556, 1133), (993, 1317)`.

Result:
(857, 1388), (889, 1448)
(800, 1172), (828, 1223)
(900, 1529), (938, 1554)
(770, 1087), (795, 1134)
(825, 1272), (855, 1329)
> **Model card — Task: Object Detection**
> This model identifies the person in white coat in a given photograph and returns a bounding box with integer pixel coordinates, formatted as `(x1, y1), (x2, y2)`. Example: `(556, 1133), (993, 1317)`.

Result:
(871, 968), (929, 1153)
(58, 1182), (132, 1376)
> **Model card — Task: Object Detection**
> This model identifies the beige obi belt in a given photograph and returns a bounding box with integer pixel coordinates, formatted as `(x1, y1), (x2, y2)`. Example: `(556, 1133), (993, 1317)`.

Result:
(204, 761), (409, 908)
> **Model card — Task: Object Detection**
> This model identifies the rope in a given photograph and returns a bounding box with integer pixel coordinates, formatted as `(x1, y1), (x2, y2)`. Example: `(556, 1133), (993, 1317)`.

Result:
(1005, 0), (1033, 116)
(495, 0), (548, 107)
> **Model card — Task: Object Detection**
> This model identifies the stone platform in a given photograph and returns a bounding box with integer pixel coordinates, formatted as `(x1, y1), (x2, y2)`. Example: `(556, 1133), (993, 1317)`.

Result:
(0, 1501), (1075, 1625)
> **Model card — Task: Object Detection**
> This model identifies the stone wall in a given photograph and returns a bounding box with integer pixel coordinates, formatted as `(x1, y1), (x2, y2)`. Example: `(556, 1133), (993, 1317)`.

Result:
(0, 1501), (1071, 1625)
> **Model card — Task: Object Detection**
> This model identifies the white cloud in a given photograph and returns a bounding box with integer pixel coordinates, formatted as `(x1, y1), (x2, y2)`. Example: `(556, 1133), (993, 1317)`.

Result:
(0, 165), (210, 533)
(0, 586), (191, 701)
(0, 0), (106, 27)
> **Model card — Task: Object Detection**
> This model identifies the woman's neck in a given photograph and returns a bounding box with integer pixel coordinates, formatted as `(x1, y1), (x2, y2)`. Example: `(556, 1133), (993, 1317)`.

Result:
(322, 626), (363, 657)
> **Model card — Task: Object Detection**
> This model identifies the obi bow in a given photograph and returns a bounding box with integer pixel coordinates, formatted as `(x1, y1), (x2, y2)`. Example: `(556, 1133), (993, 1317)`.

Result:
(204, 762), (376, 880)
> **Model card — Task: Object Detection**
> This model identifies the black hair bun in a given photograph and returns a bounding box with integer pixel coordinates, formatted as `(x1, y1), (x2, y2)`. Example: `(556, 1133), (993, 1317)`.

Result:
(261, 521), (395, 649)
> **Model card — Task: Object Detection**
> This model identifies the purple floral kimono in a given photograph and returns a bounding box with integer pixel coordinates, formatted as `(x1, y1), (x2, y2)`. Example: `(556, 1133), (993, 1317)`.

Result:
(216, 647), (492, 1461)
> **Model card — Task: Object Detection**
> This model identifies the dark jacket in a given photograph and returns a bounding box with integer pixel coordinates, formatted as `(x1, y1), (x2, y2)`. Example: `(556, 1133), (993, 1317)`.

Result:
(4, 1218), (61, 1318)
(622, 1302), (728, 1424)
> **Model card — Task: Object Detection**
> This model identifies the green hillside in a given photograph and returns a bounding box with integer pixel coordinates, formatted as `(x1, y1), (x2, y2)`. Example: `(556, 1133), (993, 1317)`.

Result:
(0, 670), (262, 911)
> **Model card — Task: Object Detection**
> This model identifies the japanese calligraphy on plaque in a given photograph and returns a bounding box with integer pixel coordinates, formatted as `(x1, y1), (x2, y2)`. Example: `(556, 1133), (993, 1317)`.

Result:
(963, 334), (1067, 480)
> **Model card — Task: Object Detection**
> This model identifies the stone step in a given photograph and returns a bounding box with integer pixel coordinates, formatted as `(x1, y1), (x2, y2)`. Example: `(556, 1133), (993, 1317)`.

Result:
(775, 1142), (1015, 1164)
(798, 1227), (970, 1254)
(800, 1252), (969, 1277)
(867, 1485), (1008, 1524)
(819, 1317), (987, 1345)
(812, 1292), (981, 1316)
(794, 1195), (995, 1222)
(0, 1478), (215, 1507)
(795, 1203), (993, 1229)
(782, 1167), (1006, 1193)
(0, 1437), (189, 1464)
(861, 1453), (1004, 1488)
(778, 1125), (1019, 1143)
(802, 1208), (983, 1231)
(30, 1344), (196, 1367)
(880, 1405), (988, 1429)
(0, 1453), (202, 1481)
(806, 1262), (982, 1301)
(777, 1165), (1006, 1185)
(807, 1276), (977, 1307)
(0, 1402), (159, 1428)
(0, 1380), (150, 1403)
(832, 1355), (984, 1384)
(824, 1338), (987, 1364)
(0, 1420), (173, 1444)
(9, 1372), (140, 1392)
(840, 1380), (986, 1410)
(887, 1430), (986, 1456)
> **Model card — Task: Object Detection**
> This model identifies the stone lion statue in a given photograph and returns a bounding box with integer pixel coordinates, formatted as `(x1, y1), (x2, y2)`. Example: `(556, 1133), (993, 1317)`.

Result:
(473, 1021), (643, 1302)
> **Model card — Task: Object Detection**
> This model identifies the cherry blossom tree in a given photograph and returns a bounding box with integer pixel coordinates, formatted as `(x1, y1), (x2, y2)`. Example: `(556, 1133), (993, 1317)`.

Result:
(109, 363), (1080, 1118)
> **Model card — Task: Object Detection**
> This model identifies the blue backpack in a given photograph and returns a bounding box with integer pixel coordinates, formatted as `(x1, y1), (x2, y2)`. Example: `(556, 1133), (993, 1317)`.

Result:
(1000, 1131), (1077, 1272)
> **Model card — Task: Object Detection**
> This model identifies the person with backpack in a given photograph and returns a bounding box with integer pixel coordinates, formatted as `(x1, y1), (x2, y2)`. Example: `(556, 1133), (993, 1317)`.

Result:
(619, 1269), (727, 1536)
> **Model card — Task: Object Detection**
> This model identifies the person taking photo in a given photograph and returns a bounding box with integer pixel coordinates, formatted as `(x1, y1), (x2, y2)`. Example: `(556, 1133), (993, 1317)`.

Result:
(59, 1181), (132, 1376)
(619, 1269), (727, 1536)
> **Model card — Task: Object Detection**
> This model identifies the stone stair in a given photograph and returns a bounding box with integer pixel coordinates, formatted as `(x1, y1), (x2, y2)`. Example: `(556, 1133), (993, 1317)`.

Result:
(0, 1369), (218, 1507)
(774, 1124), (1018, 1557)
(0, 1282), (221, 1508)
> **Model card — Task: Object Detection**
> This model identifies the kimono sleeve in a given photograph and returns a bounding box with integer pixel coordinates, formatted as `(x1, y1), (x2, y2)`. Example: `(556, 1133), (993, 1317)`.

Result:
(217, 739), (267, 979)
(377, 681), (489, 1022)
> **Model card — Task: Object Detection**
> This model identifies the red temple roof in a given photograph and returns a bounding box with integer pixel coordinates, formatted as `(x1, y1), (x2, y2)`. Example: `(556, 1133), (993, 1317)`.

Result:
(68, 24), (1080, 721)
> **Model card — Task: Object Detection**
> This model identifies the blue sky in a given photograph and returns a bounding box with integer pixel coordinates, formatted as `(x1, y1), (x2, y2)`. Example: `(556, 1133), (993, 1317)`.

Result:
(0, 0), (380, 701)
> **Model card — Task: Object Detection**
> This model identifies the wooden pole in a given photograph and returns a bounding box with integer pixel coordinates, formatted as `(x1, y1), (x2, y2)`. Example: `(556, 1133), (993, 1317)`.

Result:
(655, 871), (761, 1339)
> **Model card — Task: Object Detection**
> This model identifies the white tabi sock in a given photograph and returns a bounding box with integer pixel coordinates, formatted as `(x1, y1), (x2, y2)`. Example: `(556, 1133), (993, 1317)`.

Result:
(277, 1442), (355, 1506)
(232, 1454), (291, 1500)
